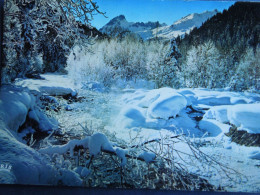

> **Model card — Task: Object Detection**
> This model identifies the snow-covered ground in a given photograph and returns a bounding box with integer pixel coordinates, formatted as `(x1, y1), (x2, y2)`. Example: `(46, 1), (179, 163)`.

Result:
(1, 74), (260, 192)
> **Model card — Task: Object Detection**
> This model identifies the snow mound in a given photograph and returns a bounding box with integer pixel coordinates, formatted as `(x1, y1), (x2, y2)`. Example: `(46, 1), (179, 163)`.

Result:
(248, 151), (260, 160)
(199, 119), (231, 137)
(147, 88), (187, 120)
(203, 104), (260, 134)
(0, 85), (57, 185)
(227, 104), (260, 134)
(117, 88), (188, 130)
(0, 85), (35, 132)
(204, 106), (230, 123)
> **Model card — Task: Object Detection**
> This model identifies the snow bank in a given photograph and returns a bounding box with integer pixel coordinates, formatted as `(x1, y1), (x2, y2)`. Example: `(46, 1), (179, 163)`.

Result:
(179, 88), (256, 107)
(227, 104), (260, 134)
(117, 88), (188, 129)
(204, 106), (230, 123)
(199, 119), (231, 137)
(0, 85), (35, 132)
(15, 73), (77, 96)
(0, 85), (60, 185)
(203, 103), (260, 134)
(147, 88), (187, 120)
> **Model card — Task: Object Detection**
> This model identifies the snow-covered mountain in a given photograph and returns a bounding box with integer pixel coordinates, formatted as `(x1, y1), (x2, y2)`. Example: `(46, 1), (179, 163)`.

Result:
(154, 10), (218, 39)
(100, 10), (218, 40)
(99, 15), (167, 40)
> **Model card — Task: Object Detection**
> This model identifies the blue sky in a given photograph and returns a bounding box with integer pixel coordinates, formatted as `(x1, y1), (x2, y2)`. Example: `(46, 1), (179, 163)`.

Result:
(91, 0), (235, 29)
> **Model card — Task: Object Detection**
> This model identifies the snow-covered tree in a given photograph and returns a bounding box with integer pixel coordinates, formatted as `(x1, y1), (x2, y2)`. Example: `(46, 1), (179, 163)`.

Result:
(229, 47), (260, 91)
(184, 41), (223, 88)
(2, 0), (103, 83)
(147, 40), (182, 88)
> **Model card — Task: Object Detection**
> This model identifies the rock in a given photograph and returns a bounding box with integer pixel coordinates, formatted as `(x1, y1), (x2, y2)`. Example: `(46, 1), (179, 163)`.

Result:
(225, 125), (260, 147)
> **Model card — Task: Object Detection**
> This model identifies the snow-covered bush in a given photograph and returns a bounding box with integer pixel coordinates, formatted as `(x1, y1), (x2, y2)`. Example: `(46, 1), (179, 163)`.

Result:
(147, 40), (182, 88)
(183, 41), (224, 88)
(67, 46), (115, 87)
(38, 129), (242, 190)
(67, 36), (171, 88)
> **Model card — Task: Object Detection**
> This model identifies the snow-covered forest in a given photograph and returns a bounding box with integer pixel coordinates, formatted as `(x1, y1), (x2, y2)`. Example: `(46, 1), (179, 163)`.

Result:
(0, 0), (260, 193)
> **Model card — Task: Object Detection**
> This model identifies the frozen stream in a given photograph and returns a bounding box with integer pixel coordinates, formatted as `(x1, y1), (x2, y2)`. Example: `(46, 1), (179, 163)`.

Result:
(14, 74), (260, 192)
(52, 87), (260, 192)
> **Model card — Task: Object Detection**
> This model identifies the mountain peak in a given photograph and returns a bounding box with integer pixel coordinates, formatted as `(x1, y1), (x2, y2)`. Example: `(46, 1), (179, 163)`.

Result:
(100, 10), (217, 40)
(106, 15), (127, 26)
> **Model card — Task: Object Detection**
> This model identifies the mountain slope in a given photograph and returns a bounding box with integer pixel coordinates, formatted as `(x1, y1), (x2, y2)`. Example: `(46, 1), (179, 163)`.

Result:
(100, 10), (218, 40)
(178, 2), (259, 58)
(154, 10), (218, 39)
(100, 15), (166, 40)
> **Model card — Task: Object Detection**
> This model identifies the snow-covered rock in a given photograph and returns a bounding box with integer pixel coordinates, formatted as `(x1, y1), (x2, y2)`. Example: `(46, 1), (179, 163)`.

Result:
(204, 105), (230, 123)
(227, 104), (260, 134)
(146, 88), (187, 120)
(0, 85), (57, 185)
(203, 103), (260, 134)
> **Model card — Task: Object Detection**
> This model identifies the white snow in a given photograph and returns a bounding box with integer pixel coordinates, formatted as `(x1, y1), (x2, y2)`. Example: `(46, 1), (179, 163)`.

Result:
(248, 151), (260, 160)
(117, 88), (188, 129)
(15, 73), (77, 96)
(227, 104), (260, 134)
(147, 89), (187, 120)
(0, 85), (35, 132)
(204, 105), (230, 123)
(40, 133), (115, 157)
(115, 148), (128, 166)
(0, 85), (61, 185)
(199, 119), (231, 137)
(88, 133), (114, 156)
(2, 72), (260, 191)
(151, 10), (218, 40)
(39, 137), (90, 156)
(138, 151), (156, 163)
(203, 103), (260, 134)
(100, 10), (217, 40)
(28, 108), (58, 131)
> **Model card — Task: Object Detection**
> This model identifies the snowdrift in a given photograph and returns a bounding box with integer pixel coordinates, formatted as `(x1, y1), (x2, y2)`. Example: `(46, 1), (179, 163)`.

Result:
(0, 85), (56, 184)
(117, 88), (188, 129)
(15, 74), (77, 96)
(203, 104), (260, 134)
